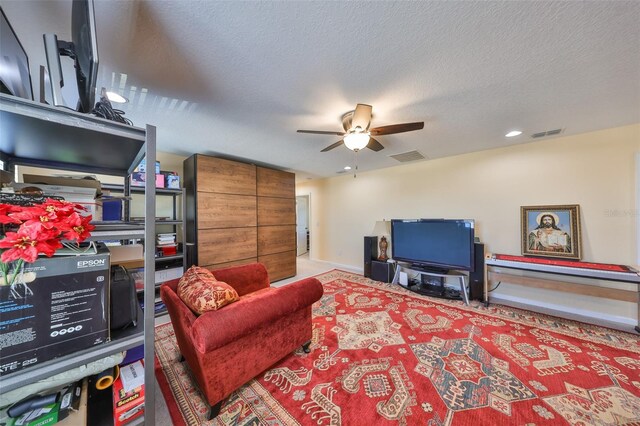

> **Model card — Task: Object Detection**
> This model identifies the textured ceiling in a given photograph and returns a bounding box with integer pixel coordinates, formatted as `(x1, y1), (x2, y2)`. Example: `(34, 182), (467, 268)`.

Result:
(2, 1), (639, 180)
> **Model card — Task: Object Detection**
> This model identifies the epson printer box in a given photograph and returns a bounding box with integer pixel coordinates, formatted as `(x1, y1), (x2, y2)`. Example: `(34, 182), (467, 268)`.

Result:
(0, 245), (110, 377)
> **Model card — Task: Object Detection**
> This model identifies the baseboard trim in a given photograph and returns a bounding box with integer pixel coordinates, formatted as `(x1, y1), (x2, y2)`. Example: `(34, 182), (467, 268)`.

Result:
(308, 258), (362, 274)
(490, 294), (637, 333)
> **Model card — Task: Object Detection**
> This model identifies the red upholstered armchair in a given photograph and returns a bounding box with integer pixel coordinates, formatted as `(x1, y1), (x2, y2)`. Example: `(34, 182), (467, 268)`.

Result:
(160, 262), (323, 419)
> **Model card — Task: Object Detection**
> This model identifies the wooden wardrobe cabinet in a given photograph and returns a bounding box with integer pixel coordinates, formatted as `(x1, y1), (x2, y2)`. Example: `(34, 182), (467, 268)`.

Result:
(184, 154), (296, 281)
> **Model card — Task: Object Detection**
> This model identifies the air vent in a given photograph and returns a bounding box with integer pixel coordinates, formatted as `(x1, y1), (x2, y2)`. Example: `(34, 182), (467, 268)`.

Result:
(531, 128), (563, 138)
(389, 150), (427, 163)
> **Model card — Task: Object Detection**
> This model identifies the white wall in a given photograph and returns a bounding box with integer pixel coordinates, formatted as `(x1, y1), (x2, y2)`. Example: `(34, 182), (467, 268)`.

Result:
(297, 123), (640, 326)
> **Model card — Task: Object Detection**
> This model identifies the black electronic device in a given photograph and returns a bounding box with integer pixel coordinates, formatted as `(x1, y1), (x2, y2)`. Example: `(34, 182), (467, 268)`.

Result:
(468, 243), (485, 301)
(391, 219), (475, 272)
(371, 260), (393, 283)
(364, 236), (378, 278)
(0, 7), (34, 100)
(43, 0), (99, 112)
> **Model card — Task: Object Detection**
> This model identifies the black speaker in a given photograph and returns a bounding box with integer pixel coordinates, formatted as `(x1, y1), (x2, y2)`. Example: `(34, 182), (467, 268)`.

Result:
(371, 260), (393, 283)
(469, 243), (485, 301)
(364, 236), (378, 278)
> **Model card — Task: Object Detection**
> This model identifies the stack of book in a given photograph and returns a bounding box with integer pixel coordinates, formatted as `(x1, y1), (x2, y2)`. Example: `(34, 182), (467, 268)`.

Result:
(156, 233), (177, 256)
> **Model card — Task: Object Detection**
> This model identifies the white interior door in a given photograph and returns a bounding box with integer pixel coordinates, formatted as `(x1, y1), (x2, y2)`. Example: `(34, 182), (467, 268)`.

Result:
(296, 195), (309, 256)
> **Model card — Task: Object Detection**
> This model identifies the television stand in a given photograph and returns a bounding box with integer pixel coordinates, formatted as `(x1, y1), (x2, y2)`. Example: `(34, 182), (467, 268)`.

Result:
(392, 263), (470, 305)
(408, 264), (450, 275)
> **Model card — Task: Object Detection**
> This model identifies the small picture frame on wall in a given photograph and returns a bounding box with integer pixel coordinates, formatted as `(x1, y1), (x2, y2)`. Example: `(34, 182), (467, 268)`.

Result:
(521, 204), (582, 260)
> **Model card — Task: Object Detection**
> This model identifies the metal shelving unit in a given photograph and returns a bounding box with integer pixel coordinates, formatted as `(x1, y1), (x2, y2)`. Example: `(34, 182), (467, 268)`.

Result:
(0, 308), (144, 392)
(100, 183), (184, 262)
(0, 93), (157, 425)
(101, 172), (184, 324)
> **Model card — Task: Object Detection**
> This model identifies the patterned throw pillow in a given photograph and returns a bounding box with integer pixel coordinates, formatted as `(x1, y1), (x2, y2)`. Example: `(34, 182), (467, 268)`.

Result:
(177, 266), (239, 314)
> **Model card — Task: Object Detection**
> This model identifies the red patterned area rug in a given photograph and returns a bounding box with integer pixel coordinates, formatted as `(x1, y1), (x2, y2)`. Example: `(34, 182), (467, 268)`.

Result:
(155, 270), (640, 425)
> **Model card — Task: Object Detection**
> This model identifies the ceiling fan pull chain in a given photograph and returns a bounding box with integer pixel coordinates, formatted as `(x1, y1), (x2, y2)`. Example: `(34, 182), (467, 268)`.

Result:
(354, 151), (358, 178)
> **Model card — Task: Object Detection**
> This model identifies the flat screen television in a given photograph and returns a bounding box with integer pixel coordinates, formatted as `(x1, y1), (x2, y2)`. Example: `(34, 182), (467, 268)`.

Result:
(43, 0), (98, 113)
(391, 219), (475, 272)
(0, 7), (34, 100)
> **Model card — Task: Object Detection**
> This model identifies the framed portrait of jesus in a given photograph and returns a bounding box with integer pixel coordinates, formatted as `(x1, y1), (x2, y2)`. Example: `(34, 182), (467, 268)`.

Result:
(521, 204), (581, 260)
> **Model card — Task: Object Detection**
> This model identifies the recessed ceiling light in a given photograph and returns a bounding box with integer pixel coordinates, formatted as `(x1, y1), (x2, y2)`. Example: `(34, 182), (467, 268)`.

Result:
(505, 130), (522, 138)
(106, 91), (128, 103)
(344, 166), (352, 170)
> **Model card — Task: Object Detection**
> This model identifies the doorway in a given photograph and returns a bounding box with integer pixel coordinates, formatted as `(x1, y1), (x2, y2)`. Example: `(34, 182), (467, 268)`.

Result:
(296, 195), (310, 256)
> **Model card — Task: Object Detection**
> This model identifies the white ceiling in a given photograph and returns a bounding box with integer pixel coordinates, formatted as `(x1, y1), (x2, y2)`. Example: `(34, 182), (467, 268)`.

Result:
(2, 1), (639, 180)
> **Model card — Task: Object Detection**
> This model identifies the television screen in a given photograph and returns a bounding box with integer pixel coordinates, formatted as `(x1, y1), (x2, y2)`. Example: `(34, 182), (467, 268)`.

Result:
(391, 219), (475, 271)
(0, 7), (33, 100)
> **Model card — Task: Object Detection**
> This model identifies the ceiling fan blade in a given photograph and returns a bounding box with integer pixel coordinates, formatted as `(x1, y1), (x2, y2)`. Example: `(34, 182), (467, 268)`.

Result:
(351, 104), (372, 131)
(370, 122), (424, 136)
(321, 140), (344, 152)
(297, 130), (346, 136)
(367, 137), (384, 152)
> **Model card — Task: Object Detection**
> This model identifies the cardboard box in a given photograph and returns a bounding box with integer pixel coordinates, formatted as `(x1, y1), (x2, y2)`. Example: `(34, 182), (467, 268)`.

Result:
(155, 265), (184, 284)
(11, 183), (102, 221)
(134, 159), (160, 174)
(130, 172), (165, 188)
(161, 171), (180, 189)
(23, 174), (102, 196)
(166, 175), (180, 189)
(155, 173), (165, 188)
(109, 244), (143, 264)
(130, 172), (145, 187)
(113, 361), (145, 426)
(102, 197), (123, 221)
(0, 246), (110, 377)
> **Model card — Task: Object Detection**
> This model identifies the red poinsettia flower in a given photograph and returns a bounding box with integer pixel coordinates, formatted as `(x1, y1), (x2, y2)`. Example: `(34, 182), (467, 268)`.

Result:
(62, 213), (95, 242)
(9, 204), (66, 231)
(1, 200), (94, 287)
(0, 222), (62, 263)
(43, 198), (87, 215)
(0, 203), (22, 225)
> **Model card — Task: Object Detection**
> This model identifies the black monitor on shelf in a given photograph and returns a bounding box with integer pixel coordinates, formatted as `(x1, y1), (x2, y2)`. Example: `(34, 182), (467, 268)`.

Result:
(391, 218), (476, 273)
(0, 7), (34, 100)
(43, 0), (98, 113)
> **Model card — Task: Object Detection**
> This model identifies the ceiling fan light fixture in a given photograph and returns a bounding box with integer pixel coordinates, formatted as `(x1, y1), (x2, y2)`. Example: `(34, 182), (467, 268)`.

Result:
(105, 91), (128, 103)
(344, 132), (370, 151)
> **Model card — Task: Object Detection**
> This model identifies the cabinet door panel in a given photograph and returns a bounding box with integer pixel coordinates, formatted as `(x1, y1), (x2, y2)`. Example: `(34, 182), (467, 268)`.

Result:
(257, 197), (295, 226)
(196, 155), (256, 195)
(203, 257), (258, 271)
(258, 225), (296, 255)
(197, 227), (257, 265)
(197, 193), (256, 229)
(259, 250), (296, 282)
(257, 167), (294, 198)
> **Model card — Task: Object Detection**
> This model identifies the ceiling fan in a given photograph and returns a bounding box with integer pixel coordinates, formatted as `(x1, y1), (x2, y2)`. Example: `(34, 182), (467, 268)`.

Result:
(297, 104), (424, 152)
